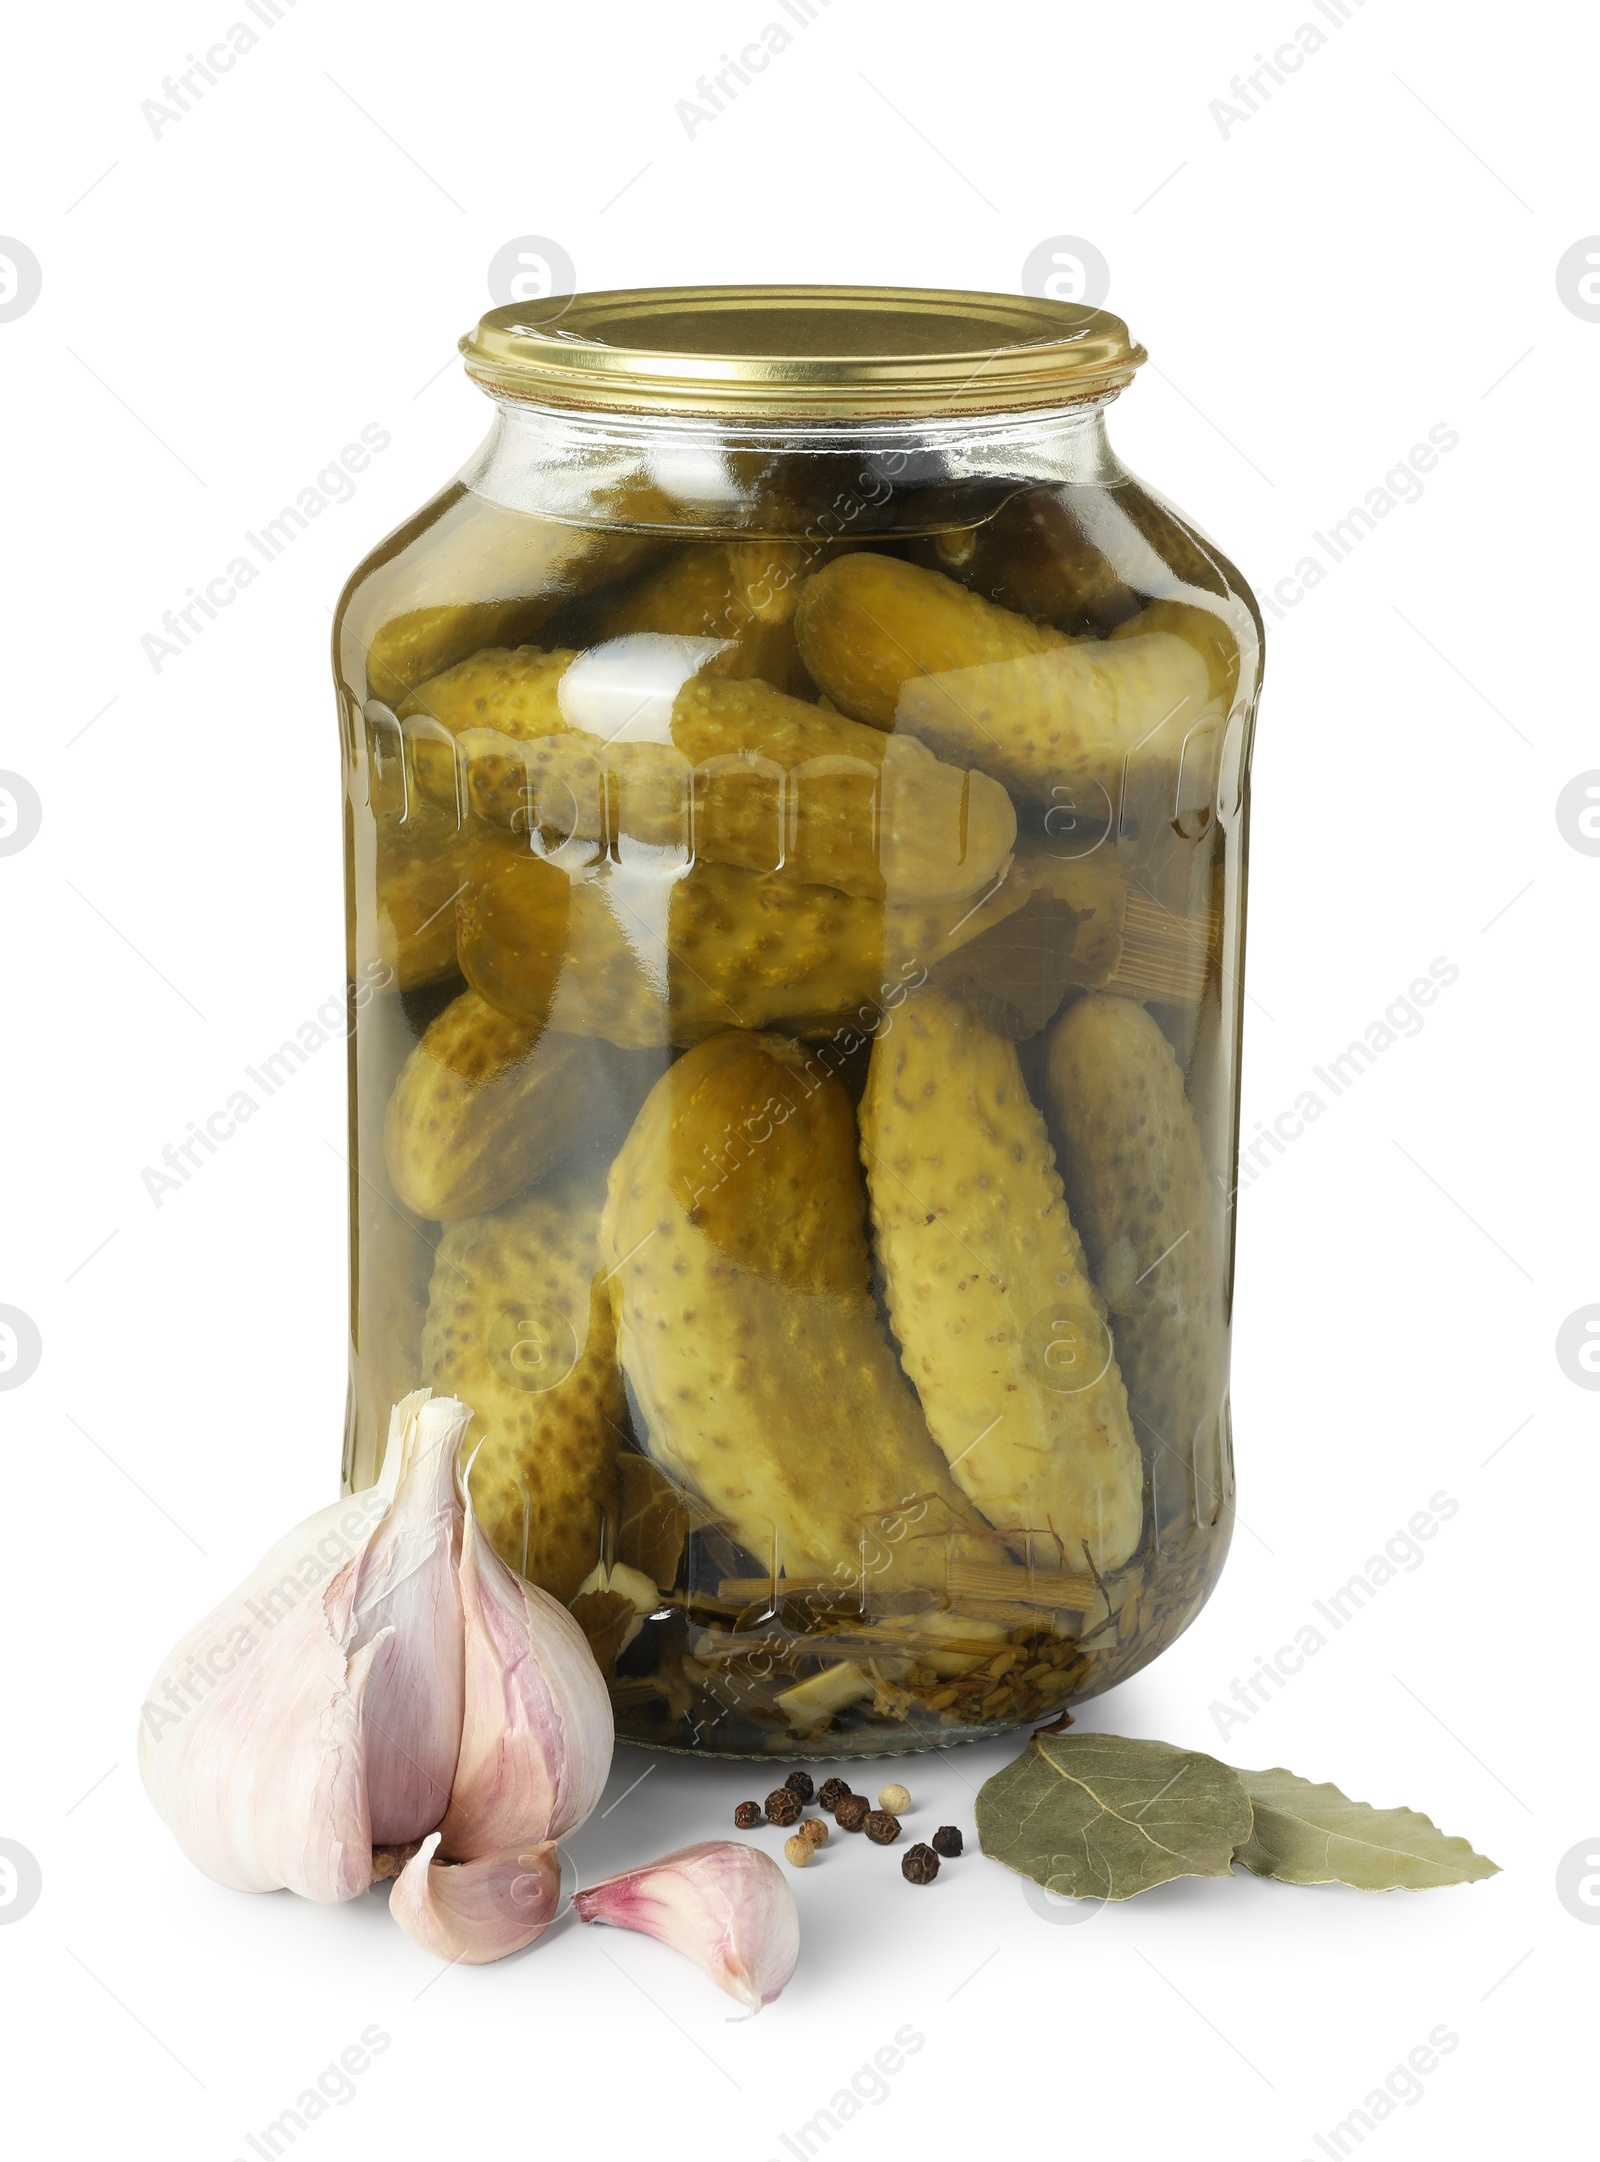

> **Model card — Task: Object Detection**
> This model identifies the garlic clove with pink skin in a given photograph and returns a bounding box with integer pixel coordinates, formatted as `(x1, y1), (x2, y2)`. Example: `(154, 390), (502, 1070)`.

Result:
(137, 1393), (472, 1902)
(390, 1833), (562, 1964)
(351, 1395), (467, 1843)
(435, 1507), (614, 1859)
(574, 1842), (800, 2011)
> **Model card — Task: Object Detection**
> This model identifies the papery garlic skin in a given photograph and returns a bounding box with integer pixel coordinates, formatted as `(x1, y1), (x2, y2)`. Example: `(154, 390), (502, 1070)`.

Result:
(137, 1393), (472, 1902)
(390, 1833), (561, 1964)
(437, 1509), (614, 1859)
(352, 1397), (467, 1842)
(573, 1842), (799, 2010)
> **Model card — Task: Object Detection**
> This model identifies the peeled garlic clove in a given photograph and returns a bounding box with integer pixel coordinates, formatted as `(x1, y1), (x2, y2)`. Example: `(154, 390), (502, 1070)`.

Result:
(137, 1391), (472, 1902)
(573, 1841), (799, 2011)
(437, 1508), (614, 1858)
(352, 1395), (468, 1843)
(390, 1832), (561, 1964)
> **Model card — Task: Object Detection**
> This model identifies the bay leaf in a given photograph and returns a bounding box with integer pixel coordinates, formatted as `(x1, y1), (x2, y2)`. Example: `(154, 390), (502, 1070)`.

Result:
(976, 1732), (1253, 1900)
(1235, 1767), (1500, 1889)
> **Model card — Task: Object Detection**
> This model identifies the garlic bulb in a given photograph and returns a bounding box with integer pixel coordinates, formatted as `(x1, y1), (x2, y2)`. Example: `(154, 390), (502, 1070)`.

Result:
(137, 1394), (471, 1902)
(390, 1833), (561, 1964)
(436, 1509), (613, 1858)
(573, 1842), (800, 2010)
(135, 1394), (804, 2008)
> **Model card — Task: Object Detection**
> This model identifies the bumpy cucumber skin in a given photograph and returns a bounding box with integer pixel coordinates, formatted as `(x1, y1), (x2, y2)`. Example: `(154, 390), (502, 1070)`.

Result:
(384, 990), (621, 1219)
(423, 1168), (624, 1604)
(600, 1032), (989, 1589)
(795, 551), (1215, 815)
(859, 989), (1144, 1574)
(1044, 993), (1225, 1534)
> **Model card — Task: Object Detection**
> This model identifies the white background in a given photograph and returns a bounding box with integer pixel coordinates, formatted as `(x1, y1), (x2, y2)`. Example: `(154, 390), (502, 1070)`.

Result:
(1, 1), (1593, 2155)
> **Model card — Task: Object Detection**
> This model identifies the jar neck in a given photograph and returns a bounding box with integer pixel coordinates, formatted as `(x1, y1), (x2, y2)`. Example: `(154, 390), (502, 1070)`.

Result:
(455, 392), (1128, 537)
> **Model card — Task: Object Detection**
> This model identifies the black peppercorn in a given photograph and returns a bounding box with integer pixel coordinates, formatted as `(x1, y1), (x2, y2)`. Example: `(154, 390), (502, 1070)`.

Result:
(817, 1777), (851, 1812)
(931, 1825), (963, 1858)
(864, 1809), (901, 1845)
(734, 1800), (763, 1830)
(765, 1786), (803, 1827)
(834, 1793), (870, 1832)
(783, 1770), (815, 1802)
(902, 1843), (940, 1885)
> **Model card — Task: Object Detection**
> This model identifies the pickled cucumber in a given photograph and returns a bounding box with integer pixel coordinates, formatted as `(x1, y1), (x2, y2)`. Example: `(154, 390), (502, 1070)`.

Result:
(794, 553), (1216, 824)
(459, 843), (944, 1048)
(399, 643), (1016, 904)
(350, 1172), (434, 1488)
(600, 1031), (993, 1590)
(859, 988), (1144, 1573)
(595, 539), (823, 695)
(794, 551), (1071, 729)
(368, 811), (472, 991)
(1043, 993), (1225, 1535)
(908, 493), (1143, 637)
(456, 836), (1150, 1051)
(456, 849), (667, 1049)
(904, 482), (1254, 654)
(1110, 598), (1240, 708)
(384, 989), (657, 1219)
(342, 486), (656, 704)
(397, 644), (573, 821)
(423, 1167), (624, 1601)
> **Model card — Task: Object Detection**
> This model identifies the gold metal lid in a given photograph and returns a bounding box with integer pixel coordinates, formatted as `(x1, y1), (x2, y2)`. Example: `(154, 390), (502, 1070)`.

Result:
(460, 285), (1145, 419)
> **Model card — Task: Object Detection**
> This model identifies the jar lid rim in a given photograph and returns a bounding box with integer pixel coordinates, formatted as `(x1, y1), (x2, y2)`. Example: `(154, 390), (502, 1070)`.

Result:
(459, 284), (1145, 417)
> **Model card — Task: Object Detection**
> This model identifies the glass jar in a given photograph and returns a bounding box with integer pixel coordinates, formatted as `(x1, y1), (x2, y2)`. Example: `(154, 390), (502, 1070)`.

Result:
(333, 286), (1262, 1760)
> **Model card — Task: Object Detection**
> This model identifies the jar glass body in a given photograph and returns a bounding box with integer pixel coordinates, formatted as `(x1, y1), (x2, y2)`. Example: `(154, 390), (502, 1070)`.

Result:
(333, 387), (1262, 1760)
